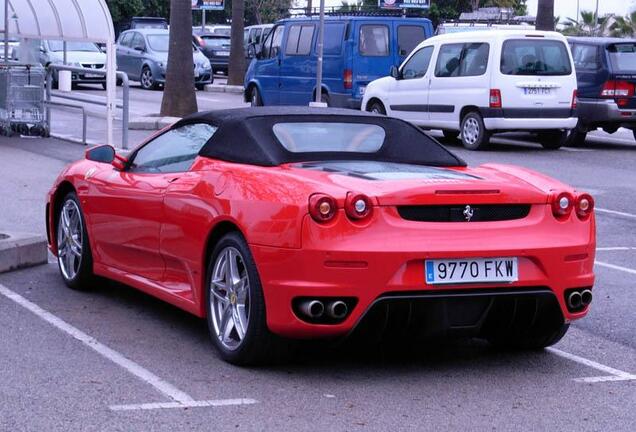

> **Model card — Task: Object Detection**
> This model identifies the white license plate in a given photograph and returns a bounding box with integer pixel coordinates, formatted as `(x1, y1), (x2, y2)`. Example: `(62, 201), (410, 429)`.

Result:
(359, 86), (366, 96)
(425, 257), (518, 285)
(217, 51), (230, 56)
(85, 73), (102, 78)
(524, 87), (552, 95)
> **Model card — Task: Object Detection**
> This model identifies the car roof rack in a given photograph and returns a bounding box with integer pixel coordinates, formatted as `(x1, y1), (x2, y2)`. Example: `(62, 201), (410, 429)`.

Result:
(288, 7), (423, 18)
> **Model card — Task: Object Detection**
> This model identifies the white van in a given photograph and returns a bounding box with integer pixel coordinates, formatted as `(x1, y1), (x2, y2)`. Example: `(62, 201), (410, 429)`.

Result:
(361, 30), (578, 150)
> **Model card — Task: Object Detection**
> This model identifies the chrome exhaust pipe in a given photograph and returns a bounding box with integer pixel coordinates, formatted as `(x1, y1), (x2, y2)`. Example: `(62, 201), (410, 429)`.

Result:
(299, 300), (324, 319)
(327, 301), (348, 320)
(581, 289), (593, 307)
(567, 291), (582, 309)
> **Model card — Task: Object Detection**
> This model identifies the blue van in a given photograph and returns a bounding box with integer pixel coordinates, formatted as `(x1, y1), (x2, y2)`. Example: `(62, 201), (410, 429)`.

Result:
(244, 16), (434, 108)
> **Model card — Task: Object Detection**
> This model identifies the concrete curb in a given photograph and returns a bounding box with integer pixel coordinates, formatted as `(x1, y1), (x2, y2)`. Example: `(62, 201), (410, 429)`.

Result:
(128, 116), (181, 131)
(205, 84), (244, 94)
(0, 232), (48, 274)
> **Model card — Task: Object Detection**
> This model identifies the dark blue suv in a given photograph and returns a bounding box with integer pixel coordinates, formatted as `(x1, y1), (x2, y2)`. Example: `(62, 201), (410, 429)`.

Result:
(568, 37), (636, 144)
(244, 16), (433, 108)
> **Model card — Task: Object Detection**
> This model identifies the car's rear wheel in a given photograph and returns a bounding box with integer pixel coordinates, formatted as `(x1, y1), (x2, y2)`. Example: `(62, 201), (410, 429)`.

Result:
(195, 83), (205, 91)
(461, 111), (490, 150)
(140, 66), (157, 90)
(367, 100), (386, 115)
(442, 129), (460, 140)
(249, 86), (262, 107)
(538, 130), (567, 150)
(205, 232), (278, 365)
(56, 192), (95, 290)
(488, 323), (570, 350)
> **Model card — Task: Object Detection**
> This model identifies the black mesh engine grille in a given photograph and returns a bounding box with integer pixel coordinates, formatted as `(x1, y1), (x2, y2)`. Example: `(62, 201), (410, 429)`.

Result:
(397, 204), (531, 222)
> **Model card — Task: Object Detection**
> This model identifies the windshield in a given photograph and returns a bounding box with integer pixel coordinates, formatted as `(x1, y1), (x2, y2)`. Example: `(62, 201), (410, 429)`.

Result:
(608, 43), (636, 72)
(273, 123), (385, 153)
(47, 41), (100, 52)
(201, 37), (230, 49)
(213, 27), (231, 37)
(501, 39), (572, 76)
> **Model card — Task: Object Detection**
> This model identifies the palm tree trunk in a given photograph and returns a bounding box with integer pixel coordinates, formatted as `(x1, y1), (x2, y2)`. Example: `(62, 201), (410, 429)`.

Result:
(536, 0), (555, 31)
(160, 0), (198, 117)
(228, 0), (246, 86)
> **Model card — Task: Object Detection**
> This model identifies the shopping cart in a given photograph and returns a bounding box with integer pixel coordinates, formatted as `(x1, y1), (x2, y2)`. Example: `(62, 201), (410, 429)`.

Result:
(0, 64), (48, 137)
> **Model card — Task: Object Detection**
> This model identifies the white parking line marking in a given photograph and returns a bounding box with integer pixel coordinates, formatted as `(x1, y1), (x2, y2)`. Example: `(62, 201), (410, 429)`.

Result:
(110, 398), (258, 411)
(547, 348), (636, 383)
(596, 207), (636, 219)
(597, 247), (636, 251)
(0, 283), (195, 404)
(595, 261), (636, 275)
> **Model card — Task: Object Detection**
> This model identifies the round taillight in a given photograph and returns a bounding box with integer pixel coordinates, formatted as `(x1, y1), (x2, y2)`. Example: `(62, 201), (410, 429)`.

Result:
(345, 193), (373, 221)
(576, 193), (594, 220)
(552, 192), (574, 219)
(309, 194), (337, 223)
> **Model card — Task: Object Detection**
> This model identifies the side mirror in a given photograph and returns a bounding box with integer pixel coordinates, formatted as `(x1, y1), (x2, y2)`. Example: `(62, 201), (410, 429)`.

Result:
(85, 145), (115, 164)
(390, 65), (401, 80)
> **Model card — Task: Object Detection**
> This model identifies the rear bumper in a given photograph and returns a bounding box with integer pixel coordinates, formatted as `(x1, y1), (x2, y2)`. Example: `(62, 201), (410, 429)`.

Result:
(329, 92), (362, 110)
(252, 206), (595, 339)
(484, 116), (578, 131)
(577, 98), (636, 129)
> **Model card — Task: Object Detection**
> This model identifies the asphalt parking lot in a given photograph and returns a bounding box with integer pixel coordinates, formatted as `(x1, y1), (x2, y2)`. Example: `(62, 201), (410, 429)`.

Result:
(1, 100), (635, 431)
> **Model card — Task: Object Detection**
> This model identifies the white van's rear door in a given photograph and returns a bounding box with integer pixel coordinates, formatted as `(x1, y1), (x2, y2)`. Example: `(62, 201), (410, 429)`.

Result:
(497, 36), (575, 116)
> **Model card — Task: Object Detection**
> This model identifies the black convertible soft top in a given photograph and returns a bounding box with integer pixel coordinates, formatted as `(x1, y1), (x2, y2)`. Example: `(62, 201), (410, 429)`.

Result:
(175, 107), (465, 167)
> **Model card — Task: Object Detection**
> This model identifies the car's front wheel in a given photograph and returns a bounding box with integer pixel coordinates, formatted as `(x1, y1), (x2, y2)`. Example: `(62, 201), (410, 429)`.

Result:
(140, 66), (157, 90)
(367, 100), (386, 115)
(538, 130), (567, 150)
(461, 111), (490, 150)
(249, 86), (262, 107)
(56, 192), (95, 290)
(205, 232), (278, 365)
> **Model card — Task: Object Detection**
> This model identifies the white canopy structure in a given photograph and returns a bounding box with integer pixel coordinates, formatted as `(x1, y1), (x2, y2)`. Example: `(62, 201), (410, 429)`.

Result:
(1, 0), (117, 146)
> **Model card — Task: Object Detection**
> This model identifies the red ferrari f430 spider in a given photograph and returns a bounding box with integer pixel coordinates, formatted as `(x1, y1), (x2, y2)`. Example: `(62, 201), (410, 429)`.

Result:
(46, 107), (595, 364)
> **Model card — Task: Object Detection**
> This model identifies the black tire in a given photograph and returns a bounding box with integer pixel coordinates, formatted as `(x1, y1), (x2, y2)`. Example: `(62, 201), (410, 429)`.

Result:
(460, 111), (490, 150)
(367, 100), (386, 115)
(249, 86), (262, 107)
(538, 130), (567, 150)
(195, 83), (206, 91)
(116, 78), (123, 87)
(488, 323), (570, 350)
(442, 129), (460, 140)
(140, 66), (157, 90)
(320, 92), (330, 107)
(205, 232), (280, 365)
(56, 192), (95, 291)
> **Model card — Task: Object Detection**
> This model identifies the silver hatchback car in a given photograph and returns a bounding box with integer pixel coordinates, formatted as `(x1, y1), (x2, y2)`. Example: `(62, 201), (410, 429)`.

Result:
(116, 29), (213, 90)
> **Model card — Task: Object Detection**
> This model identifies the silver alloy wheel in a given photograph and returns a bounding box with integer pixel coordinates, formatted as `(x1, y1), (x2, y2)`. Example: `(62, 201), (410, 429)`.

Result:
(462, 117), (480, 146)
(371, 106), (381, 114)
(57, 199), (83, 281)
(141, 68), (154, 89)
(251, 88), (258, 106)
(210, 247), (250, 351)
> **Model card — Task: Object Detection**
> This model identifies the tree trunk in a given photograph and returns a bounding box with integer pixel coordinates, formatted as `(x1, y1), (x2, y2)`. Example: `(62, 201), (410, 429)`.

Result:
(307, 0), (313, 15)
(536, 0), (555, 31)
(160, 0), (198, 117)
(227, 0), (246, 86)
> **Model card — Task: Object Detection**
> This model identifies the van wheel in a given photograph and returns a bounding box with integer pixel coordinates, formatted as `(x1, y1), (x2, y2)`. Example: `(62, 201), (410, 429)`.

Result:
(250, 86), (262, 107)
(367, 100), (386, 115)
(461, 112), (490, 150)
(538, 130), (567, 150)
(442, 130), (460, 140)
(566, 129), (587, 147)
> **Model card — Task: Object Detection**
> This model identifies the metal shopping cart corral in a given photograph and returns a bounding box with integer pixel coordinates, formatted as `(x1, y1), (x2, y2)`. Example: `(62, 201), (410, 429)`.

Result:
(0, 64), (48, 137)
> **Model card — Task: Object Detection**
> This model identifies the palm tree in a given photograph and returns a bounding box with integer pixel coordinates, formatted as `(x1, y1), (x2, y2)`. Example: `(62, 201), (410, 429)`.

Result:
(536, 0), (554, 31)
(611, 11), (636, 37)
(562, 11), (610, 36)
(160, 0), (198, 117)
(227, 0), (246, 86)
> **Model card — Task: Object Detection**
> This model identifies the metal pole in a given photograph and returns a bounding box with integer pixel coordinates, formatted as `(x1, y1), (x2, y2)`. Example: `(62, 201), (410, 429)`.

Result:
(594, 0), (599, 36)
(4, 0), (9, 64)
(576, 0), (580, 23)
(202, 9), (206, 32)
(315, 0), (325, 103)
(119, 72), (130, 149)
(63, 41), (67, 64)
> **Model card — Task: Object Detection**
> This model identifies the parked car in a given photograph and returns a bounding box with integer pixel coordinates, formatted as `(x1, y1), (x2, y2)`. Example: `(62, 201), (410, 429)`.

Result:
(29, 40), (107, 89)
(0, 37), (20, 61)
(117, 17), (169, 37)
(193, 34), (231, 74)
(362, 30), (578, 150)
(46, 106), (595, 365)
(116, 29), (212, 90)
(567, 37), (636, 145)
(244, 24), (273, 48)
(194, 25), (231, 37)
(244, 16), (433, 108)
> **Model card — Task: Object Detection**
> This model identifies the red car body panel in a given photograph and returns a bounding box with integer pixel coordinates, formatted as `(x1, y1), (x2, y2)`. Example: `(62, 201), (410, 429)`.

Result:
(46, 153), (595, 338)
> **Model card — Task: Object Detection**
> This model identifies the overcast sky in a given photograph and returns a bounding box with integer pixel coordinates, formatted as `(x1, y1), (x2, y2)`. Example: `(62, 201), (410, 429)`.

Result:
(522, 0), (632, 20)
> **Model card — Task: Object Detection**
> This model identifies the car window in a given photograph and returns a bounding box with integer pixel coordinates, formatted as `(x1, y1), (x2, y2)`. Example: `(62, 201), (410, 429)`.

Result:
(401, 46), (434, 79)
(459, 43), (490, 76)
(435, 43), (463, 77)
(254, 28), (263, 44)
(268, 25), (284, 58)
(201, 37), (230, 49)
(359, 25), (389, 57)
(260, 28), (274, 58)
(273, 123), (385, 153)
(47, 41), (100, 52)
(397, 25), (425, 57)
(501, 39), (572, 76)
(322, 23), (345, 55)
(571, 44), (600, 70)
(607, 43), (636, 72)
(119, 33), (133, 48)
(285, 24), (315, 56)
(130, 123), (218, 173)
(132, 33), (147, 51)
(244, 29), (250, 45)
